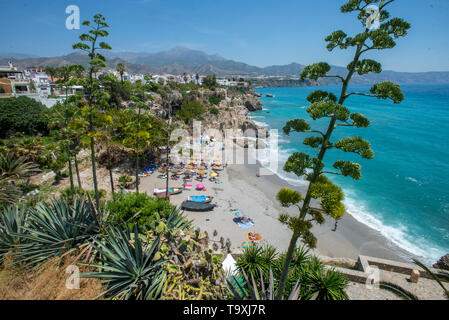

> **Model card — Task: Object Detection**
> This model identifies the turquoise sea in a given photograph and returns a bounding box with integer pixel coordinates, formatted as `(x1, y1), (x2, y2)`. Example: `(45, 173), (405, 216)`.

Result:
(252, 83), (449, 263)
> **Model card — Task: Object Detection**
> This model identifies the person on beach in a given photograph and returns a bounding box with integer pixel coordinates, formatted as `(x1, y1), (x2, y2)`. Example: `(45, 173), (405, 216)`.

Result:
(333, 220), (338, 232)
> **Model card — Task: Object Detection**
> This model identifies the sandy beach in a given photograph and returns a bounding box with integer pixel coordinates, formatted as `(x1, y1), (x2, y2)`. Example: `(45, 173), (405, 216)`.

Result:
(139, 146), (417, 263)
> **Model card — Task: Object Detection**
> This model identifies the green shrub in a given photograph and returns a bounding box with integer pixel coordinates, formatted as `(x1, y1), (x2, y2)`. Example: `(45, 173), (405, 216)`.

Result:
(106, 192), (176, 229)
(0, 96), (49, 138)
(176, 99), (206, 124)
(210, 107), (220, 115)
(208, 96), (221, 106)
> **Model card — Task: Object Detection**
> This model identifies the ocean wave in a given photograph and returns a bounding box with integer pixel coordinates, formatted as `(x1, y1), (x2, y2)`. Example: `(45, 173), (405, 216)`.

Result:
(343, 195), (444, 264)
(252, 120), (270, 128)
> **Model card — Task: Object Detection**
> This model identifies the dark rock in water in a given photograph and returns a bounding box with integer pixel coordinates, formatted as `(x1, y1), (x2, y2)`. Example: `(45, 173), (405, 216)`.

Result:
(266, 94), (274, 98)
(244, 99), (262, 112)
(433, 254), (449, 270)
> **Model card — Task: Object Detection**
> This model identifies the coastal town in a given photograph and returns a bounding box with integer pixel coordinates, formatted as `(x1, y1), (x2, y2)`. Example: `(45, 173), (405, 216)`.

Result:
(0, 61), (251, 107)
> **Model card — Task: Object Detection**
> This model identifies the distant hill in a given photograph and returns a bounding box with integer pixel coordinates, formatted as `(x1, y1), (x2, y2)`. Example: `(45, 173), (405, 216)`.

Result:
(2, 47), (449, 84)
(0, 53), (39, 60)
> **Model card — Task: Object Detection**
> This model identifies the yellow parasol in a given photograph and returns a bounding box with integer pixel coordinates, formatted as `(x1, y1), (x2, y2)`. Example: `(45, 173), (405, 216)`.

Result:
(210, 172), (218, 177)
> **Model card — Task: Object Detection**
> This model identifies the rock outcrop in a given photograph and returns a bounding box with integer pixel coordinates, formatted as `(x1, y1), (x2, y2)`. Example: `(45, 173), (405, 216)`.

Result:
(433, 254), (449, 270)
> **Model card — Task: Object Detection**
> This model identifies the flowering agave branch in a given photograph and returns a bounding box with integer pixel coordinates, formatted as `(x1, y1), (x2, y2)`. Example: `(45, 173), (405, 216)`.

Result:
(275, 0), (410, 299)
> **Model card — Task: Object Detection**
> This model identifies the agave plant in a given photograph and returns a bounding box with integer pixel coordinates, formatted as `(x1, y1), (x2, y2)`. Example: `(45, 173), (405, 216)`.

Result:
(0, 152), (40, 182)
(0, 177), (21, 205)
(305, 267), (349, 300)
(165, 206), (192, 232)
(0, 204), (29, 260)
(8, 197), (100, 269)
(81, 224), (167, 300)
(228, 267), (318, 300)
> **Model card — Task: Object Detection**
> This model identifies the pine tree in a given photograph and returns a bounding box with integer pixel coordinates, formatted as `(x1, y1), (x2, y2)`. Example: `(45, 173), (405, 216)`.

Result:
(275, 0), (411, 299)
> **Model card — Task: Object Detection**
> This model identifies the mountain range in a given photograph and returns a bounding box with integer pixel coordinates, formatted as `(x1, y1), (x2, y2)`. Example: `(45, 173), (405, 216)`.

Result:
(2, 46), (449, 84)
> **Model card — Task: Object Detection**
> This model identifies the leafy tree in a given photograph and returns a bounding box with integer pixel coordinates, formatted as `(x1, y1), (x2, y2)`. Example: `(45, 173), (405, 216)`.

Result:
(176, 99), (205, 124)
(202, 75), (218, 90)
(122, 108), (152, 193)
(99, 73), (130, 108)
(47, 102), (79, 193)
(275, 0), (410, 299)
(55, 64), (85, 99)
(0, 96), (49, 138)
(72, 14), (112, 213)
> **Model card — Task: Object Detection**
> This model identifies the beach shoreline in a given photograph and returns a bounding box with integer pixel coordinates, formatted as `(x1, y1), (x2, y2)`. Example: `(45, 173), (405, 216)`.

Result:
(139, 147), (418, 263)
(238, 159), (418, 262)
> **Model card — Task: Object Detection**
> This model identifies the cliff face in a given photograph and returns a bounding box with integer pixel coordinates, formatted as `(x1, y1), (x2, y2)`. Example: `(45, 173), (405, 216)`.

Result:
(146, 88), (266, 148)
(149, 89), (263, 130)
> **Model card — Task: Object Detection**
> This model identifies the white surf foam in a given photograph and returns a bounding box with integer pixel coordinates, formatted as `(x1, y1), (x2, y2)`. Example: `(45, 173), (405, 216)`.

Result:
(252, 116), (445, 265)
(343, 194), (445, 264)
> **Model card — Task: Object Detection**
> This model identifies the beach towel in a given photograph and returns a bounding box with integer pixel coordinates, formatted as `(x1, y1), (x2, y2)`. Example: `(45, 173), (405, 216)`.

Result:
(234, 218), (254, 228)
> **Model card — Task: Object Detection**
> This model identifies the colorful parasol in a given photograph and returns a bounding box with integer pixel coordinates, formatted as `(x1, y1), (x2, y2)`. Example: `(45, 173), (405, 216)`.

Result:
(241, 242), (255, 249)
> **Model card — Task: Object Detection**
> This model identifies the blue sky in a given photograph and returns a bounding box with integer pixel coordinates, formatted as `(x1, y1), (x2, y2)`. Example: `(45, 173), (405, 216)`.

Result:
(1, 0), (448, 72)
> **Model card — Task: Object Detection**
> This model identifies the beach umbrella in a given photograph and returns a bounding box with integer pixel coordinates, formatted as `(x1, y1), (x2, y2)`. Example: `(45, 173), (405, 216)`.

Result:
(210, 172), (218, 177)
(241, 242), (254, 249)
(196, 184), (205, 190)
(186, 165), (193, 170)
(199, 166), (206, 170)
(197, 170), (206, 176)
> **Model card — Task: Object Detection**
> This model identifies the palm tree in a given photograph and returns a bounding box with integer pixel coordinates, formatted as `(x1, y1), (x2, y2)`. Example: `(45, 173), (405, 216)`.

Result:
(116, 63), (126, 83)
(45, 66), (58, 95)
